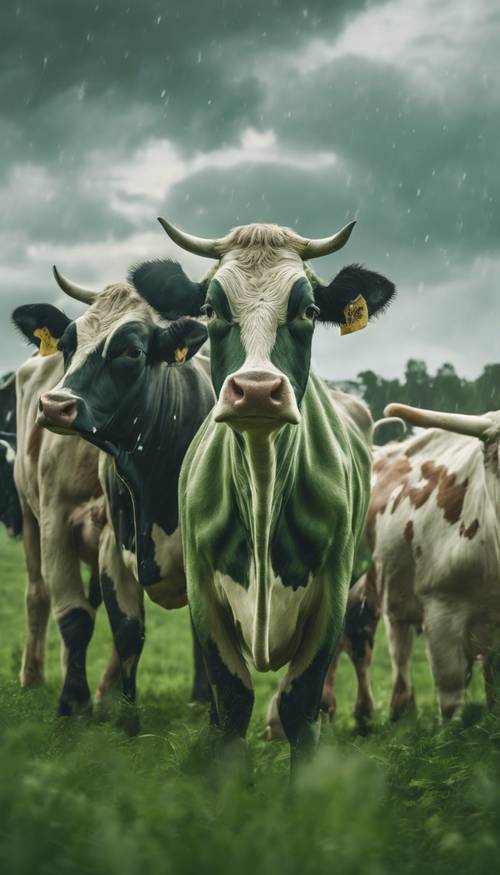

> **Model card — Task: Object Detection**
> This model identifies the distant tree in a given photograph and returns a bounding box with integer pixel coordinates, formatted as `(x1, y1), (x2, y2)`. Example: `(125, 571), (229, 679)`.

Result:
(432, 363), (465, 413)
(347, 358), (499, 445)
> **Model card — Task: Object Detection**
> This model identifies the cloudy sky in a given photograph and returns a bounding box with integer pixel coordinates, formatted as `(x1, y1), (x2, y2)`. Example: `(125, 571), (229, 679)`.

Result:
(1, 0), (498, 381)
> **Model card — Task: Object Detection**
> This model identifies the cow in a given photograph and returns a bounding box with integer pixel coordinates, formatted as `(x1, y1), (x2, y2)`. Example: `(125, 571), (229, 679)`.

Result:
(13, 271), (215, 717)
(130, 217), (396, 771)
(12, 348), (113, 707)
(363, 401), (500, 720)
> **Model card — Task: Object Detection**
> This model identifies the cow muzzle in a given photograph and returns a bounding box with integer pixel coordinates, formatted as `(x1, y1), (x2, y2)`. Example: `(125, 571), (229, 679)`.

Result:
(214, 370), (300, 429)
(37, 391), (78, 432)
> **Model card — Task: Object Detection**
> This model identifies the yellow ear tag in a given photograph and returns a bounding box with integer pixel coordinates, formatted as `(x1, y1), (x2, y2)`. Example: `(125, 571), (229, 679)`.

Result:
(340, 295), (369, 336)
(33, 327), (59, 356)
(175, 347), (188, 365)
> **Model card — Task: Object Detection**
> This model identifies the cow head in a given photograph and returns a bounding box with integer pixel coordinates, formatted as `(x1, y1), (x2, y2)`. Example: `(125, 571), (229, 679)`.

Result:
(131, 219), (395, 434)
(12, 273), (207, 455)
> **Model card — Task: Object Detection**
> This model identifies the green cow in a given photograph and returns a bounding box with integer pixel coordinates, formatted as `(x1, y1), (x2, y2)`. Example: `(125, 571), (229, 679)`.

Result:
(131, 218), (396, 772)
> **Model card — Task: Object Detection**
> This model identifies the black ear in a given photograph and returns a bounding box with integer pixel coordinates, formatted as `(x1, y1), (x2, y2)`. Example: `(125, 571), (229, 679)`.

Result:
(314, 264), (396, 327)
(12, 304), (71, 355)
(153, 318), (208, 365)
(129, 259), (206, 319)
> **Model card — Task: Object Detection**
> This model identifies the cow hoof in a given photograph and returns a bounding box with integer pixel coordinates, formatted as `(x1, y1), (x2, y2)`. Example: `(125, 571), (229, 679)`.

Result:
(116, 706), (141, 737)
(390, 695), (416, 722)
(20, 671), (45, 688)
(264, 721), (286, 741)
(94, 678), (121, 703)
(57, 696), (92, 718)
(320, 707), (334, 725)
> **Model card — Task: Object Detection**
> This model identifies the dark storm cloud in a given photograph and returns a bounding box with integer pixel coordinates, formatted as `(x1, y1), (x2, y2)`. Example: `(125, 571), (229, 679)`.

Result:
(0, 0), (498, 383)
(0, 0), (366, 163)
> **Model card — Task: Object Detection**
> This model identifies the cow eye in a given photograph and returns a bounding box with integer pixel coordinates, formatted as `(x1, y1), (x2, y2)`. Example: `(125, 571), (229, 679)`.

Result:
(120, 346), (143, 359)
(304, 304), (320, 321)
(201, 303), (215, 320)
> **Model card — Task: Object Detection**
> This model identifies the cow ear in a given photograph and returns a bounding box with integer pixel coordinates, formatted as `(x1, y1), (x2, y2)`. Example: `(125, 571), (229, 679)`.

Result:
(129, 259), (206, 319)
(313, 264), (396, 334)
(12, 304), (71, 356)
(153, 318), (208, 365)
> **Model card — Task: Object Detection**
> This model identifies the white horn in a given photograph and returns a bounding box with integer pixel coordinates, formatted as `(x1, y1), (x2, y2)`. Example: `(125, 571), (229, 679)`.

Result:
(157, 217), (221, 259)
(299, 220), (357, 259)
(384, 403), (493, 439)
(52, 266), (98, 305)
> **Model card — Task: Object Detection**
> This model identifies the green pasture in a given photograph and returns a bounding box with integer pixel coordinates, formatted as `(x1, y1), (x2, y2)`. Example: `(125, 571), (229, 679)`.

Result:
(0, 528), (499, 875)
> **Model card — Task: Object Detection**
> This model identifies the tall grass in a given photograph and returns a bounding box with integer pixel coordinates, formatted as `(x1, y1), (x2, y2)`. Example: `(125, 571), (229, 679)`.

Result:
(0, 530), (499, 875)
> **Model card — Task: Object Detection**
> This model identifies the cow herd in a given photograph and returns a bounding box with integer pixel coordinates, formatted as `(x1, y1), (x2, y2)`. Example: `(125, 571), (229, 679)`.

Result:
(1, 217), (498, 774)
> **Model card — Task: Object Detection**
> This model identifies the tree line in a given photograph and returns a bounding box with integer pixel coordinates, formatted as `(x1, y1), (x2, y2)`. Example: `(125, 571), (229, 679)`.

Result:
(331, 360), (500, 443)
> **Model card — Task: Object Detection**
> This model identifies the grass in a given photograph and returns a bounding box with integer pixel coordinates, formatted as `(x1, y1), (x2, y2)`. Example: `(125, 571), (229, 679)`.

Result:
(1, 528), (500, 875)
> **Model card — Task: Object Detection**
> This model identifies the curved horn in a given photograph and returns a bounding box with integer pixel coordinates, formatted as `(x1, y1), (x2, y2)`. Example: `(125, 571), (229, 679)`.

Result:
(52, 265), (98, 305)
(384, 403), (493, 439)
(299, 220), (357, 259)
(157, 217), (221, 259)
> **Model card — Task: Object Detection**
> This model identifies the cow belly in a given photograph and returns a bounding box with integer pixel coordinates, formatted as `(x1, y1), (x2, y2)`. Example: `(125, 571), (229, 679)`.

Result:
(215, 571), (313, 669)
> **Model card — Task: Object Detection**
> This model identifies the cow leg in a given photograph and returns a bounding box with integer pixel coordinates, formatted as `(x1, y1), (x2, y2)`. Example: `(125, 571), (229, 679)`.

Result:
(384, 615), (415, 721)
(425, 606), (473, 720)
(189, 616), (212, 705)
(321, 646), (341, 722)
(190, 609), (254, 744)
(19, 506), (51, 687)
(99, 526), (145, 710)
(278, 638), (335, 775)
(351, 644), (376, 728)
(40, 511), (96, 716)
(95, 646), (122, 702)
(265, 648), (339, 743)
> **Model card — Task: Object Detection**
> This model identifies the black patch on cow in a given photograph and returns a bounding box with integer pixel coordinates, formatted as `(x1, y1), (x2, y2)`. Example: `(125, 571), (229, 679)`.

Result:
(101, 572), (145, 702)
(313, 264), (396, 325)
(202, 635), (254, 737)
(278, 638), (337, 769)
(0, 372), (16, 432)
(57, 608), (94, 716)
(58, 321), (78, 368)
(129, 259), (206, 318)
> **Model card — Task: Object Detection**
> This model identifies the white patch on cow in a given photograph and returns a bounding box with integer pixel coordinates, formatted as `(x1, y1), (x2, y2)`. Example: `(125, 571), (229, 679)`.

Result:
(214, 569), (315, 670)
(121, 546), (139, 579)
(212, 224), (308, 367)
(0, 439), (15, 465)
(150, 523), (185, 591)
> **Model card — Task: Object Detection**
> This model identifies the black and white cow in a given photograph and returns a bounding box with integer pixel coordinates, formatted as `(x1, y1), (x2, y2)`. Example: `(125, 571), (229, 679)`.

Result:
(14, 271), (214, 714)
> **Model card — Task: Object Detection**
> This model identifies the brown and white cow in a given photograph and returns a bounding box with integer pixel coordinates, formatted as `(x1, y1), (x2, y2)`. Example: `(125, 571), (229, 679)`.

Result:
(366, 402), (500, 720)
(14, 351), (117, 712)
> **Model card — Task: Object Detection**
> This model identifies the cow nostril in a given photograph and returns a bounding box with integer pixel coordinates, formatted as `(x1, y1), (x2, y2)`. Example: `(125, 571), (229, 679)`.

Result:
(60, 401), (76, 416)
(38, 399), (43, 412)
(231, 378), (245, 400)
(270, 379), (284, 402)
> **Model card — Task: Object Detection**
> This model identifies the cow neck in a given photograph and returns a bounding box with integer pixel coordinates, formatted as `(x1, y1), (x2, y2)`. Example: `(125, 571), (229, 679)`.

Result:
(231, 422), (300, 671)
(113, 363), (195, 539)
